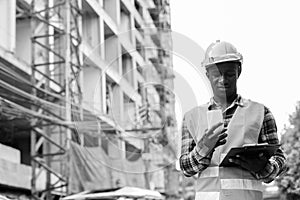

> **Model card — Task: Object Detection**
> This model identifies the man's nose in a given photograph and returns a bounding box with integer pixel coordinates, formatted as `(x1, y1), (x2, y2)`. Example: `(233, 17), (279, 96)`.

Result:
(219, 76), (228, 84)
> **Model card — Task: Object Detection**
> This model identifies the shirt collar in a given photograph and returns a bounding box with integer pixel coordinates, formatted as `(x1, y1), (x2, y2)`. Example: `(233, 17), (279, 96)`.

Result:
(208, 94), (245, 110)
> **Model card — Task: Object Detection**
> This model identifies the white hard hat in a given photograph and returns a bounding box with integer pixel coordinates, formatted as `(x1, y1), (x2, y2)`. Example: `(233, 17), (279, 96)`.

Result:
(202, 40), (243, 69)
(0, 195), (10, 200)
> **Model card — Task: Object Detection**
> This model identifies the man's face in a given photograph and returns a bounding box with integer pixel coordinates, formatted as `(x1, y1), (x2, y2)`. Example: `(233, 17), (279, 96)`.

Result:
(206, 62), (240, 98)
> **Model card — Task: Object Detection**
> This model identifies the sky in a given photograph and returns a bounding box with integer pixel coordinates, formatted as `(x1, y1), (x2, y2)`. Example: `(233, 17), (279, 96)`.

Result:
(170, 0), (300, 135)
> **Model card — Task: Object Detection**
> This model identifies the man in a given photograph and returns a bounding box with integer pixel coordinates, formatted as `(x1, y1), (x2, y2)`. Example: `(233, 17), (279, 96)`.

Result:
(179, 40), (286, 200)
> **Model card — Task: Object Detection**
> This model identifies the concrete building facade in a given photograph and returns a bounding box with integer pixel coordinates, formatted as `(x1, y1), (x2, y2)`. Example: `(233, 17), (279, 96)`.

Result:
(0, 0), (179, 199)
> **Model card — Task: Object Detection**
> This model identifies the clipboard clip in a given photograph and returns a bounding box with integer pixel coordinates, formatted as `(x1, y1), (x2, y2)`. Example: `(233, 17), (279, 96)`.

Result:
(242, 143), (268, 147)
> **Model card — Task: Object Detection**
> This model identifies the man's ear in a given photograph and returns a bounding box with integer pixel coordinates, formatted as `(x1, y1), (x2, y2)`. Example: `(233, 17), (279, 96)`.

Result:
(237, 65), (241, 78)
(206, 71), (209, 78)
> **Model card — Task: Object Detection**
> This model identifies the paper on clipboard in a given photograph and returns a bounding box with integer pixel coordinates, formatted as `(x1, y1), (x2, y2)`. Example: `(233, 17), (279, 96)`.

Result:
(207, 109), (224, 133)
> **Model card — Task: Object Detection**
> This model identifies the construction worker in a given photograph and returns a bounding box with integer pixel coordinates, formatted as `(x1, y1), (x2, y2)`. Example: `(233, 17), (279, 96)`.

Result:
(179, 40), (286, 200)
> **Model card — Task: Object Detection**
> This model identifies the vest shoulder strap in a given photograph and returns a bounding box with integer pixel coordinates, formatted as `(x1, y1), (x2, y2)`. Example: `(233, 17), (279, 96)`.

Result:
(184, 105), (209, 141)
(242, 99), (265, 144)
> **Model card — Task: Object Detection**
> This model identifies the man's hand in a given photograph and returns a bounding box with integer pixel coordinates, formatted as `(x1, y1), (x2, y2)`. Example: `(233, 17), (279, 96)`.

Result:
(229, 153), (269, 173)
(201, 122), (227, 153)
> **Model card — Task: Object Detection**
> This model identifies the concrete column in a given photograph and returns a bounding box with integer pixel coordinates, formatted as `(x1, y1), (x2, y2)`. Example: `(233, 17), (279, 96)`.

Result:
(0, 0), (15, 52)
(99, 5), (106, 114)
(83, 66), (102, 112)
(122, 54), (134, 86)
(99, 18), (105, 59)
(132, 60), (138, 90)
(105, 36), (120, 73)
(101, 71), (107, 114)
(120, 12), (132, 42)
(103, 0), (120, 25)
(82, 11), (100, 52)
(111, 85), (123, 124)
(16, 19), (31, 63)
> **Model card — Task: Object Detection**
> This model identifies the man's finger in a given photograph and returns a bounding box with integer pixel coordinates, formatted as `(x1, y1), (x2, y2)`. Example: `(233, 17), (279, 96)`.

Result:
(221, 128), (227, 134)
(216, 139), (226, 146)
(210, 122), (224, 132)
(218, 133), (228, 140)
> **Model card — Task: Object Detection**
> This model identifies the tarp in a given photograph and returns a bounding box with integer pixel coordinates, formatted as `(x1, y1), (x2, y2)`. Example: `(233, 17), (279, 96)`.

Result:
(69, 141), (146, 193)
(110, 157), (146, 188)
(63, 186), (163, 200)
(69, 142), (112, 193)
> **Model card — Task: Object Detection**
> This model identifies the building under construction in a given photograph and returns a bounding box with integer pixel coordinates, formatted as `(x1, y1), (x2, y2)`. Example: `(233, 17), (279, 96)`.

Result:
(0, 0), (179, 199)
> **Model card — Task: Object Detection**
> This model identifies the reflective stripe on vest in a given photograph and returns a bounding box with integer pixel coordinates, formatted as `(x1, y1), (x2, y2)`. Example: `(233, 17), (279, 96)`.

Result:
(221, 179), (263, 191)
(185, 99), (265, 200)
(195, 190), (263, 200)
(195, 192), (220, 200)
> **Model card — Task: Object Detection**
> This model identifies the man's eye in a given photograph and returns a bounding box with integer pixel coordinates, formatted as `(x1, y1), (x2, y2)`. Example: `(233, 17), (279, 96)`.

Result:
(227, 73), (235, 77)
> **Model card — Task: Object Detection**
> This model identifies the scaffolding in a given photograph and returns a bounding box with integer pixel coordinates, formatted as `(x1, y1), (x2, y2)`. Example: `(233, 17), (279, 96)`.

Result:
(0, 0), (178, 198)
(30, 0), (82, 199)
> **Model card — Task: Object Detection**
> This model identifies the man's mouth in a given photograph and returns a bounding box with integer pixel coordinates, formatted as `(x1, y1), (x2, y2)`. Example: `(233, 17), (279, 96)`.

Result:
(218, 85), (229, 89)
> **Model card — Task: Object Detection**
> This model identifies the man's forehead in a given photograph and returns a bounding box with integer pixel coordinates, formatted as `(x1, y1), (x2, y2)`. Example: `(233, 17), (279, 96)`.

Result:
(207, 62), (238, 72)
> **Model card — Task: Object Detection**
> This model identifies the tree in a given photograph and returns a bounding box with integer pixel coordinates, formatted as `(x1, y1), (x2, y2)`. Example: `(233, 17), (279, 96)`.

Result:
(277, 101), (300, 200)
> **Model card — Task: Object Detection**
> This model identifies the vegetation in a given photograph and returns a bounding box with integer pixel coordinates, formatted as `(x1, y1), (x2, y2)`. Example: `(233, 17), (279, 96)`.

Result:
(277, 102), (300, 200)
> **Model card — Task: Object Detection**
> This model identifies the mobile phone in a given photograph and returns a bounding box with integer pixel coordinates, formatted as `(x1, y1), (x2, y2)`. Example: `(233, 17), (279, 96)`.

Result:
(207, 109), (224, 133)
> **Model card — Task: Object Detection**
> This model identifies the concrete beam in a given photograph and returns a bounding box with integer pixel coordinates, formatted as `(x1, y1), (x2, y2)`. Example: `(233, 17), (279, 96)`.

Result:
(81, 42), (142, 105)
(0, 158), (31, 189)
(0, 143), (20, 164)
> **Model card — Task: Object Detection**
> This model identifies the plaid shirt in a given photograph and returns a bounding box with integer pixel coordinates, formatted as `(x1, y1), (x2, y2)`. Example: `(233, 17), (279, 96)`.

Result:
(179, 95), (286, 183)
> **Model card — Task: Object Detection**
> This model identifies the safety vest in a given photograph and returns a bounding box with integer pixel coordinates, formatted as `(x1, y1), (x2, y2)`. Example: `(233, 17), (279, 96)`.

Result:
(184, 99), (264, 200)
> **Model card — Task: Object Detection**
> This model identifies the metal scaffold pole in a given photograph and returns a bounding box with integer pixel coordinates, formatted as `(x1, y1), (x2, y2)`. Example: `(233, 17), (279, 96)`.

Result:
(30, 0), (82, 199)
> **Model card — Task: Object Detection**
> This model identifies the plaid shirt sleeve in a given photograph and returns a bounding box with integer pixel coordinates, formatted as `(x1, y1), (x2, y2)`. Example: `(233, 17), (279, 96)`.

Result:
(254, 106), (287, 183)
(179, 115), (213, 177)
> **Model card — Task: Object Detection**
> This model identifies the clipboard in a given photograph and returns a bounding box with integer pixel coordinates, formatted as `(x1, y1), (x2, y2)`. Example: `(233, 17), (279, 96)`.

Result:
(219, 143), (281, 167)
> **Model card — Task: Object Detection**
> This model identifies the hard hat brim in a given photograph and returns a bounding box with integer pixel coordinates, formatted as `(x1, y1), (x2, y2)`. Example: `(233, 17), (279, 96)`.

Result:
(202, 53), (243, 69)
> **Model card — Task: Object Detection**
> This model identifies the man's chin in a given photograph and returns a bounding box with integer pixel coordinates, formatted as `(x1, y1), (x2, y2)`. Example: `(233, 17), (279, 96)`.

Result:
(215, 87), (227, 94)
(214, 89), (235, 98)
